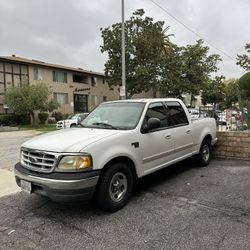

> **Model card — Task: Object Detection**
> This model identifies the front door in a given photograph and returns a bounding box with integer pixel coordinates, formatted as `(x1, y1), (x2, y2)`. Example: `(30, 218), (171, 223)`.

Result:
(140, 102), (175, 175)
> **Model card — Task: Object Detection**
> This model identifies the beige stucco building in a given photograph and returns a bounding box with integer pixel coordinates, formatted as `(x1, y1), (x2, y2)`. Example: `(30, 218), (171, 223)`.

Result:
(0, 55), (122, 115)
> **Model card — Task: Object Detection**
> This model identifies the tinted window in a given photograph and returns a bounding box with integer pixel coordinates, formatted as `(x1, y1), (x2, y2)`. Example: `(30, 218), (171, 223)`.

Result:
(144, 102), (169, 129)
(165, 101), (189, 126)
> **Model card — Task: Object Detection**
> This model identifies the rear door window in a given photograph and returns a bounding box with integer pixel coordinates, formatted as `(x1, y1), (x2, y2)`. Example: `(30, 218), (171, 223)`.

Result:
(164, 101), (189, 126)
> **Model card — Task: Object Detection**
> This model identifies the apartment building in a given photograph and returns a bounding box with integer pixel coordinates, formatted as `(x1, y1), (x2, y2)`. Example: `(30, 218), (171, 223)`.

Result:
(0, 55), (120, 114)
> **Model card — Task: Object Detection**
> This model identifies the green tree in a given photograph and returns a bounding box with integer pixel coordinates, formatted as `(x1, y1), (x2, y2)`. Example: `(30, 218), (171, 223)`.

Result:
(224, 79), (239, 108)
(179, 40), (222, 105)
(238, 72), (250, 98)
(238, 72), (250, 128)
(159, 43), (184, 98)
(236, 43), (250, 71)
(201, 76), (225, 106)
(101, 9), (171, 98)
(5, 83), (59, 124)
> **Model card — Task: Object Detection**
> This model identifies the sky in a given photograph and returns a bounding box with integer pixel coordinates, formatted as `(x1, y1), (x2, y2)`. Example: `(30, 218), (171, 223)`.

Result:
(0, 0), (249, 79)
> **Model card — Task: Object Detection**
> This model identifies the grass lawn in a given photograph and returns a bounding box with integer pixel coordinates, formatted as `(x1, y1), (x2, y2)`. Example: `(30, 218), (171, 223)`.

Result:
(18, 124), (57, 132)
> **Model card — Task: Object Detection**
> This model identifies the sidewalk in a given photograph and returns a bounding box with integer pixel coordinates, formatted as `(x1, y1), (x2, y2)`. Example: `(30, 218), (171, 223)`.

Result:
(0, 126), (19, 132)
(0, 169), (20, 197)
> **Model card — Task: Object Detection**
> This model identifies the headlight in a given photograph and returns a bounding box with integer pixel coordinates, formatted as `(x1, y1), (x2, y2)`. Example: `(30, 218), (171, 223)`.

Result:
(57, 155), (92, 171)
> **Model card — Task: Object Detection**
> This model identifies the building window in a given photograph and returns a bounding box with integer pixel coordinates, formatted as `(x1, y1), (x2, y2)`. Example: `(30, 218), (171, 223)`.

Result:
(103, 96), (107, 102)
(73, 74), (88, 83)
(53, 92), (68, 104)
(34, 67), (43, 80)
(74, 94), (88, 113)
(91, 76), (97, 87)
(91, 95), (98, 106)
(53, 71), (67, 83)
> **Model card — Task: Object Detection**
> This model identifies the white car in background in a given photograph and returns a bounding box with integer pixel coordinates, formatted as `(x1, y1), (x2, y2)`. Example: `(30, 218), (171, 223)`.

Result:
(217, 112), (226, 125)
(56, 113), (88, 129)
(188, 108), (200, 119)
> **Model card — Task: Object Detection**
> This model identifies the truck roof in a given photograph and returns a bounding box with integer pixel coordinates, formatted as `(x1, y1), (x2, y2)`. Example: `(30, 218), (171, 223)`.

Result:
(105, 98), (182, 104)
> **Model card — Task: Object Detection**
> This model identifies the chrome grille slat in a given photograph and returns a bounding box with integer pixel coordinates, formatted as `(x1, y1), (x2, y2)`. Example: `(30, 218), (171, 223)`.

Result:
(22, 154), (54, 163)
(22, 158), (54, 167)
(21, 148), (57, 173)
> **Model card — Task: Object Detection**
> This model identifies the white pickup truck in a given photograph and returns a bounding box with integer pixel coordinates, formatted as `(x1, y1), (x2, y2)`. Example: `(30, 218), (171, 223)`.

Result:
(15, 99), (217, 211)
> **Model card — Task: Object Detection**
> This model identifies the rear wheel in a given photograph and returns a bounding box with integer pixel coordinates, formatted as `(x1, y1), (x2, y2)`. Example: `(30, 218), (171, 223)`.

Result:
(197, 139), (211, 166)
(96, 162), (133, 212)
(70, 124), (77, 128)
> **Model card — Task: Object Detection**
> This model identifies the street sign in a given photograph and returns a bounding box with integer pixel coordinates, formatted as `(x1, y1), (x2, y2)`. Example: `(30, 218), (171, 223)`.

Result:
(120, 86), (126, 97)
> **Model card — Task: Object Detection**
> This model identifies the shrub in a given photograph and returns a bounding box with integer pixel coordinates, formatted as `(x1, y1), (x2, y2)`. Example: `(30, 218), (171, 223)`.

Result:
(51, 111), (63, 122)
(0, 114), (30, 125)
(38, 112), (49, 124)
(0, 114), (14, 125)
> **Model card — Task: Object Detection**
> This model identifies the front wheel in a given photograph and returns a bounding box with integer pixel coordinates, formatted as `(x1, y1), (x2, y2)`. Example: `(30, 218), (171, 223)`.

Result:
(96, 162), (133, 212)
(197, 139), (211, 166)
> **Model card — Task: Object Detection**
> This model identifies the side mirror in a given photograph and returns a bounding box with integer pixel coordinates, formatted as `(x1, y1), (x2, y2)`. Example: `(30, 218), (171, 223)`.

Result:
(141, 118), (161, 133)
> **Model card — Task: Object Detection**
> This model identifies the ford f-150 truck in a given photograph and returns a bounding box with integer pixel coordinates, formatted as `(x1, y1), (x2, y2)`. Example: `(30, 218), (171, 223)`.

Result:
(15, 99), (217, 211)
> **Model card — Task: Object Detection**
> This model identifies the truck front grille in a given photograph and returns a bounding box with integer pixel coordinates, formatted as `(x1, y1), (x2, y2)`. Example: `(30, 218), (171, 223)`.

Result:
(21, 148), (57, 173)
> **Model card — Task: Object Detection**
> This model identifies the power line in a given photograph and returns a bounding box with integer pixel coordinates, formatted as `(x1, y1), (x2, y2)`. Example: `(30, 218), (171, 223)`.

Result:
(149, 0), (236, 61)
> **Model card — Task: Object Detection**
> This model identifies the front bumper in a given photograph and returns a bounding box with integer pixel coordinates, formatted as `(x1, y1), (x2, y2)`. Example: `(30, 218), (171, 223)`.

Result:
(15, 163), (100, 203)
(56, 123), (67, 129)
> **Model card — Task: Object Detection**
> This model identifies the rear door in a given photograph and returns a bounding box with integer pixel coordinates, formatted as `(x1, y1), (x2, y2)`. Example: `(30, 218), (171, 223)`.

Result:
(164, 101), (194, 160)
(139, 102), (175, 174)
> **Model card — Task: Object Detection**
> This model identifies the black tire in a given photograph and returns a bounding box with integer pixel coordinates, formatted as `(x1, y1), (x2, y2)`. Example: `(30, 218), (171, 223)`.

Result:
(197, 139), (211, 166)
(96, 162), (133, 212)
(70, 124), (76, 128)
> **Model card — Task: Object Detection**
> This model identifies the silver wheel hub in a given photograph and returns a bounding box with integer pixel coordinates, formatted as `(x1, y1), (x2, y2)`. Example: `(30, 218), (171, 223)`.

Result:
(109, 172), (128, 202)
(202, 145), (210, 162)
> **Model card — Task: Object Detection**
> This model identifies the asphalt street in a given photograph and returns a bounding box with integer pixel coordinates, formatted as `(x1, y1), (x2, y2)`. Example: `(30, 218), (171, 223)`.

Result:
(1, 158), (250, 250)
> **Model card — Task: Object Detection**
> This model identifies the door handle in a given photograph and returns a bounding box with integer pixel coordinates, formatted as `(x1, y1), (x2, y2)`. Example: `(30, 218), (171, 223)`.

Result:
(165, 134), (172, 139)
(186, 129), (191, 134)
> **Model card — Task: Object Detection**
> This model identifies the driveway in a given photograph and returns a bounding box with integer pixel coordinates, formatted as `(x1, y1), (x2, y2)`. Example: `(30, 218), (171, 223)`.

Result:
(0, 158), (250, 250)
(0, 130), (41, 171)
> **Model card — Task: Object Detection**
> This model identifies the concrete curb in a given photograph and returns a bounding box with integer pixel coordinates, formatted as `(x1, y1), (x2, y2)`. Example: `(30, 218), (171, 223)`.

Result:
(0, 170), (20, 197)
(0, 126), (19, 132)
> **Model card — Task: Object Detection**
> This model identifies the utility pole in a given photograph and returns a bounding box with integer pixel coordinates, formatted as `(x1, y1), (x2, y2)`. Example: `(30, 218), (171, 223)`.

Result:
(121, 0), (126, 99)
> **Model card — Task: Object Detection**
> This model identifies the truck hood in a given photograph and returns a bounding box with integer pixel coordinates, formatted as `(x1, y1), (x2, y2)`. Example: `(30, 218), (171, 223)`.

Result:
(22, 128), (120, 152)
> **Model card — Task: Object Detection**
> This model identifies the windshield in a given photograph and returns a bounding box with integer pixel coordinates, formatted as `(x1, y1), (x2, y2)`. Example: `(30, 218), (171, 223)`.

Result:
(68, 114), (78, 120)
(81, 102), (145, 130)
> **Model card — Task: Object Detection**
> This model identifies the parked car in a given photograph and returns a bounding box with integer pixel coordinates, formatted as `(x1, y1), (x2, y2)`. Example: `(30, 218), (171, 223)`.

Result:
(188, 108), (200, 119)
(217, 111), (226, 125)
(15, 99), (217, 212)
(56, 113), (88, 129)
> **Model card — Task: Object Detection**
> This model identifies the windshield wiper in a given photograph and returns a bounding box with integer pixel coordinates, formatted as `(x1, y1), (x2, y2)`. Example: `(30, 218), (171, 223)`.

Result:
(92, 122), (118, 129)
(78, 123), (85, 128)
